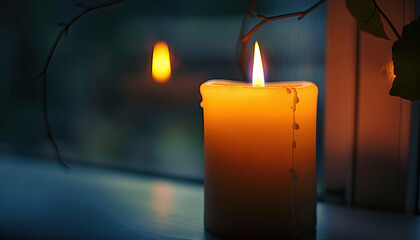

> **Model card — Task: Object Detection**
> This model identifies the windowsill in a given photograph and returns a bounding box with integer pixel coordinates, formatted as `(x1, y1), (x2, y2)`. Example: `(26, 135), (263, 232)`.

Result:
(1, 155), (419, 240)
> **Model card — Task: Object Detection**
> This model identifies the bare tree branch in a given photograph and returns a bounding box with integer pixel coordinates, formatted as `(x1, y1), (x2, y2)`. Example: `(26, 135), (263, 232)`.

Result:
(237, 0), (257, 80)
(38, 0), (124, 168)
(237, 0), (325, 81)
(240, 0), (325, 43)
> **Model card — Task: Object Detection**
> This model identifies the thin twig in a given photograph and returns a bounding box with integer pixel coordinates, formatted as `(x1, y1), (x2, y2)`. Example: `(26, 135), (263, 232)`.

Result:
(237, 0), (325, 81)
(237, 0), (257, 80)
(38, 0), (124, 168)
(240, 0), (325, 42)
(373, 0), (401, 39)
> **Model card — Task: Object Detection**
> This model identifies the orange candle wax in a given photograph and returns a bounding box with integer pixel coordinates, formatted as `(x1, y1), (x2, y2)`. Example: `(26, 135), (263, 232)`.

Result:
(200, 42), (318, 239)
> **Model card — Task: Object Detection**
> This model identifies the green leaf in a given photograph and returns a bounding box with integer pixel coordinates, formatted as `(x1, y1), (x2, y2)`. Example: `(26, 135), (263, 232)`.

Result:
(390, 18), (420, 101)
(345, 0), (389, 40)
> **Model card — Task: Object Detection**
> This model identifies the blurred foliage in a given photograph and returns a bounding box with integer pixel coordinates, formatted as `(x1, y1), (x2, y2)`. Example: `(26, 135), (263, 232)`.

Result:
(345, 0), (389, 40)
(346, 0), (420, 101)
(390, 18), (420, 101)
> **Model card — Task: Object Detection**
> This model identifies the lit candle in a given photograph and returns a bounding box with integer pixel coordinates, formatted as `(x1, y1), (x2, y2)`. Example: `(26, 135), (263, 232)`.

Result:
(122, 41), (204, 106)
(200, 41), (318, 239)
(152, 41), (171, 83)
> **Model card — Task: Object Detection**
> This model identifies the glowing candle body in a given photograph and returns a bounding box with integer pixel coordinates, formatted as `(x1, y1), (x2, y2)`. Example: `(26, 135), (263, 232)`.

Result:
(200, 80), (318, 238)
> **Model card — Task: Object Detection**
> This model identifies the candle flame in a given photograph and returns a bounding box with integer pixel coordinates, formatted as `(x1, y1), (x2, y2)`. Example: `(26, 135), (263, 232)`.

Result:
(252, 41), (265, 87)
(152, 41), (171, 83)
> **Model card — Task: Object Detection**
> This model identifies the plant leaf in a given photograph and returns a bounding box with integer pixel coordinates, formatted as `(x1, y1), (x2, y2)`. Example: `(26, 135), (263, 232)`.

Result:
(390, 18), (420, 101)
(345, 0), (389, 40)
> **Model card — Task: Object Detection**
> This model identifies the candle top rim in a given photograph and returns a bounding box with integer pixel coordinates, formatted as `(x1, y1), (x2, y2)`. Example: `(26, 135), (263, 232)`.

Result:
(202, 79), (316, 89)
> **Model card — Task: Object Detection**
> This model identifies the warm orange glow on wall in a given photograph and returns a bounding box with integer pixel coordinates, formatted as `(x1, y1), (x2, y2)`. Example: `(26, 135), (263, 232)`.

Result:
(381, 60), (396, 83)
(252, 41), (265, 87)
(152, 41), (171, 83)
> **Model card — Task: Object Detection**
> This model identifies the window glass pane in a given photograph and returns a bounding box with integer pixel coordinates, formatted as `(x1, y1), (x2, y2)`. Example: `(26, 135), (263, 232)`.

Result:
(0, 0), (325, 183)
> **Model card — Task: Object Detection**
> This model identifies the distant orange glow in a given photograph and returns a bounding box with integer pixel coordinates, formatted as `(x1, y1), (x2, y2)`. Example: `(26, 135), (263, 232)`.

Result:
(152, 41), (171, 83)
(252, 41), (265, 87)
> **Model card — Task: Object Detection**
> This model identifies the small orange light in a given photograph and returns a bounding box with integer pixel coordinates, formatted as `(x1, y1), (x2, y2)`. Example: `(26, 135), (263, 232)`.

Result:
(252, 41), (265, 87)
(152, 41), (171, 83)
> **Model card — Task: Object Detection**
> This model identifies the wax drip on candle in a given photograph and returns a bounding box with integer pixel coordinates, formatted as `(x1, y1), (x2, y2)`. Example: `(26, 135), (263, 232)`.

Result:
(287, 87), (300, 238)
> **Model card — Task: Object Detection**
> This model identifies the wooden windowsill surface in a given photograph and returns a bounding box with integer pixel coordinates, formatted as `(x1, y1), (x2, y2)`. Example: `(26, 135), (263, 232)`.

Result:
(0, 155), (419, 240)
